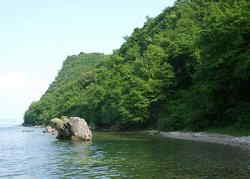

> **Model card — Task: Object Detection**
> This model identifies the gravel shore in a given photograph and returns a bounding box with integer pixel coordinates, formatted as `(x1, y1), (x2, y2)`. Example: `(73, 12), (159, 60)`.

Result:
(147, 130), (250, 150)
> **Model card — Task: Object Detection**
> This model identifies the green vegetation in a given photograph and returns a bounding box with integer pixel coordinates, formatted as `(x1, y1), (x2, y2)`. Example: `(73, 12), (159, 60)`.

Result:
(24, 0), (250, 132)
(24, 52), (108, 125)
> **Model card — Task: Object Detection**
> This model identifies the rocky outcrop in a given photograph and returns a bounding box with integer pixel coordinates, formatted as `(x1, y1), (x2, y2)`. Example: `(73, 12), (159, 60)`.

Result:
(43, 126), (57, 135)
(51, 116), (92, 141)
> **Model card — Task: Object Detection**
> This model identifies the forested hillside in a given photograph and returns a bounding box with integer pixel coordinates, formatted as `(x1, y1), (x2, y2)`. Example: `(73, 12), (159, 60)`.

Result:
(24, 53), (108, 125)
(24, 0), (250, 131)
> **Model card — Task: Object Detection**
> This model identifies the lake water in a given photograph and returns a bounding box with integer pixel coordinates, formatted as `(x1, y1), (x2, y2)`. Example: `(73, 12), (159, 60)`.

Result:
(0, 121), (250, 178)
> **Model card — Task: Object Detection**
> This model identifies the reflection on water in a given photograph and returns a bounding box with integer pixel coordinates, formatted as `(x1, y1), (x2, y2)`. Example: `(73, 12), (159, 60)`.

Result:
(0, 126), (249, 179)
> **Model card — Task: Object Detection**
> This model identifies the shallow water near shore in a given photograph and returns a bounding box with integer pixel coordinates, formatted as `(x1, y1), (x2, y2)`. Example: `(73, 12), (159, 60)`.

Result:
(0, 124), (250, 178)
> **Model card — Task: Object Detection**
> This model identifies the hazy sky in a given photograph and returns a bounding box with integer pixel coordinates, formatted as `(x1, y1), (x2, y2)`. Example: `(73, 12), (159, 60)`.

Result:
(0, 0), (175, 121)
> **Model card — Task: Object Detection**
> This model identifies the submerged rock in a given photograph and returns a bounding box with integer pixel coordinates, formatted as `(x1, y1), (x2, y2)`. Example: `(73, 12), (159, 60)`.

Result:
(51, 117), (92, 141)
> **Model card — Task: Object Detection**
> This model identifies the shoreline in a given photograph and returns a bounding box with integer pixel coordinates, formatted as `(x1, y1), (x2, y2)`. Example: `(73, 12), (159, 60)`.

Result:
(146, 130), (250, 150)
(27, 125), (250, 150)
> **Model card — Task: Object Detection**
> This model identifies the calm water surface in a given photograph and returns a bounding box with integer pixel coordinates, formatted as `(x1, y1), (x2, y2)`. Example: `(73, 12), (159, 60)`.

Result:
(0, 122), (250, 179)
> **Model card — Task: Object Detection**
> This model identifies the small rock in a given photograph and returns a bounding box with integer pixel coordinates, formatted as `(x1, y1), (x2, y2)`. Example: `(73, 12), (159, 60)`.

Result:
(43, 126), (56, 133)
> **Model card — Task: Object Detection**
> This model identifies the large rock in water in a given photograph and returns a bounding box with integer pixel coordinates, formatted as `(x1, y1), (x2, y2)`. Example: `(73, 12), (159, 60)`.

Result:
(50, 117), (92, 141)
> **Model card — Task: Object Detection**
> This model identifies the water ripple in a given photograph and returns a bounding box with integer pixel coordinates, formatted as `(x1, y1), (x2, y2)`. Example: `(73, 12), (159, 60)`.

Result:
(0, 127), (249, 178)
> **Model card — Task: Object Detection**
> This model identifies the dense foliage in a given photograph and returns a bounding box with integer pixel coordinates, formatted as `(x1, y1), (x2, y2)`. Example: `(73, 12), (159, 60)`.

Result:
(24, 53), (108, 125)
(24, 0), (250, 131)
